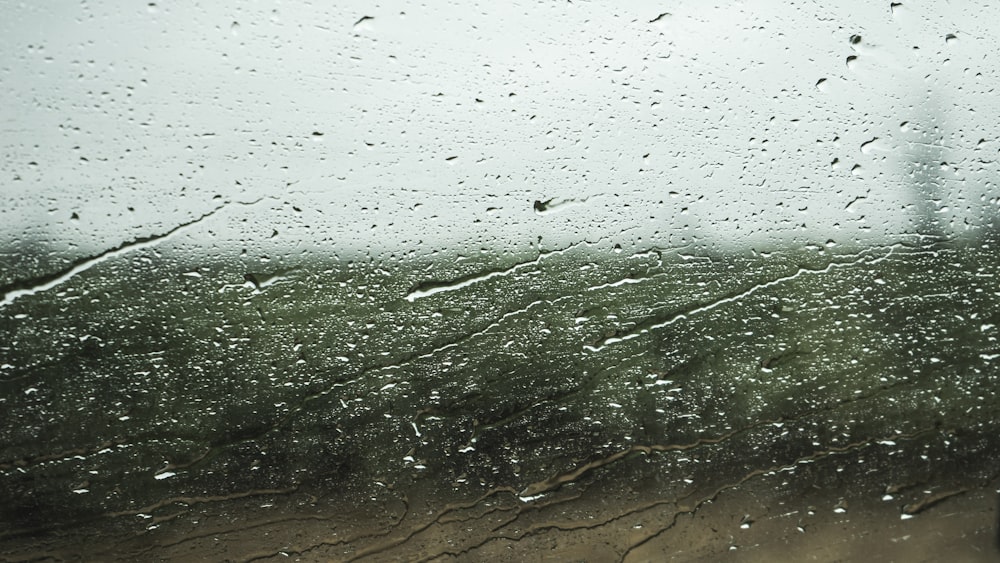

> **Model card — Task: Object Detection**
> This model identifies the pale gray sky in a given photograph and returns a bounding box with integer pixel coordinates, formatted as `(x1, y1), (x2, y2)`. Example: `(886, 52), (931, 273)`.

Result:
(2, 1), (999, 268)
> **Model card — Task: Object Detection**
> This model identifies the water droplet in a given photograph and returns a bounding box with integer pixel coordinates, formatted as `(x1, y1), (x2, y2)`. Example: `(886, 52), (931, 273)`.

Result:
(649, 12), (670, 24)
(353, 15), (375, 31)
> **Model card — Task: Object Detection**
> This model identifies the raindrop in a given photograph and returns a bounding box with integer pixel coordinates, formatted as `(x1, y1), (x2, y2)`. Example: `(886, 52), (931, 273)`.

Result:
(353, 15), (374, 31)
(649, 12), (670, 24)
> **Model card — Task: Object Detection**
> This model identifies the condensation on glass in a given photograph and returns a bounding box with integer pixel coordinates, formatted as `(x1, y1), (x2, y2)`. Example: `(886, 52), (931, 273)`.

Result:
(2, 2), (999, 561)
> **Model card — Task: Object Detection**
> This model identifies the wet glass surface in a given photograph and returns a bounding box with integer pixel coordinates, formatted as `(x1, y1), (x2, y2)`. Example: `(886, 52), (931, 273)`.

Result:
(2, 2), (999, 561)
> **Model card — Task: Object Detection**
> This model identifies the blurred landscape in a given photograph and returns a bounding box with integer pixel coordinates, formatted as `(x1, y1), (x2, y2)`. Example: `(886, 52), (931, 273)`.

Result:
(1, 235), (998, 560)
(3, 2), (1000, 560)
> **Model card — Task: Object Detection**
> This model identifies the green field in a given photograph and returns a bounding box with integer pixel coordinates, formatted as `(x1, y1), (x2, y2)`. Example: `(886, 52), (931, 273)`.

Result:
(1, 236), (998, 560)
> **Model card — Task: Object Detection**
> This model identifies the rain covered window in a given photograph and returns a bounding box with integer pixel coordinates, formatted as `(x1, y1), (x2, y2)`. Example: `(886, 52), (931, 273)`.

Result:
(2, 2), (999, 561)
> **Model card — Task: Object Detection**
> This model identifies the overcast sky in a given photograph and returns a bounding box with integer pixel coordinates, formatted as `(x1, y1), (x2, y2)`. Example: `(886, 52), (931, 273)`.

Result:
(3, 1), (999, 268)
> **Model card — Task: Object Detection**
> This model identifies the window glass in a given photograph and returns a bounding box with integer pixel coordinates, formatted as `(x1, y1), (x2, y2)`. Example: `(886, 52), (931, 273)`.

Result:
(2, 2), (998, 560)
